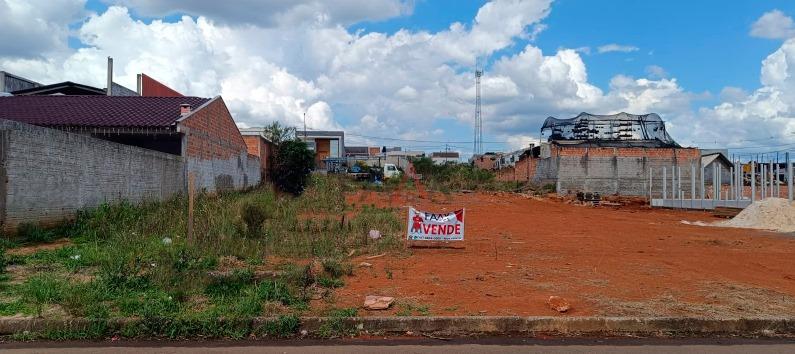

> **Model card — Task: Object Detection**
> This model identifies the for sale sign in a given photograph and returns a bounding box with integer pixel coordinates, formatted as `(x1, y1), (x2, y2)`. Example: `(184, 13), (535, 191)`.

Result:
(407, 207), (465, 241)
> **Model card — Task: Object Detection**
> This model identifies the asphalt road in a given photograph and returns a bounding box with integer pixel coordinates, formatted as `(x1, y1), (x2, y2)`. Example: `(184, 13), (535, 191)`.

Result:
(4, 337), (795, 353)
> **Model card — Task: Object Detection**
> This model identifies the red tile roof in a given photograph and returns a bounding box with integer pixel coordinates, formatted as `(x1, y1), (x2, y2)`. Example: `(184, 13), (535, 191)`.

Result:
(0, 95), (210, 128)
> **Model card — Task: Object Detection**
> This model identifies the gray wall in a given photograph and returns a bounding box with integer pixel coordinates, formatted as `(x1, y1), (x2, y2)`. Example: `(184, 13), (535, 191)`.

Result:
(186, 152), (261, 193)
(0, 119), (185, 231)
(533, 148), (701, 197)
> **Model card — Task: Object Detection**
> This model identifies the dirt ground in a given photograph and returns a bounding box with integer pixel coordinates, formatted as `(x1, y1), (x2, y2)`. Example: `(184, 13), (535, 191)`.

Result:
(332, 188), (795, 318)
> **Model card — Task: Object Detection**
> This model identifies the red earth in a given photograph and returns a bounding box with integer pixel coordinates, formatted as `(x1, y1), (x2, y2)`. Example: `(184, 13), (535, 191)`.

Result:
(328, 188), (795, 318)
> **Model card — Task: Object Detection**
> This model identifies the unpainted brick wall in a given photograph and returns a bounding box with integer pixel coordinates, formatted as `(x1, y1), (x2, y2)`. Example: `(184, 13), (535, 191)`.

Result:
(179, 98), (261, 192)
(242, 135), (272, 180)
(0, 119), (185, 231)
(495, 145), (701, 196)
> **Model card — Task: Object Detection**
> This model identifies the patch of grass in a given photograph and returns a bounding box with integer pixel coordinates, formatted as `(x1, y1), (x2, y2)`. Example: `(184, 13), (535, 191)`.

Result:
(321, 258), (352, 278)
(317, 276), (344, 289)
(318, 307), (359, 338)
(204, 269), (254, 298)
(20, 274), (67, 316)
(256, 314), (300, 337)
(395, 301), (431, 316)
(15, 223), (60, 243)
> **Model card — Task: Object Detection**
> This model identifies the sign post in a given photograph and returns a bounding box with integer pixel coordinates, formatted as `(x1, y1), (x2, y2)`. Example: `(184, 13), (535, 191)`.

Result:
(407, 207), (465, 248)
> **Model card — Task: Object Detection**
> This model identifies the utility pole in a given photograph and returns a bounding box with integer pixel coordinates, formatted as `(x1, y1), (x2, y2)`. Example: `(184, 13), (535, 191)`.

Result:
(303, 112), (307, 139)
(473, 58), (483, 156)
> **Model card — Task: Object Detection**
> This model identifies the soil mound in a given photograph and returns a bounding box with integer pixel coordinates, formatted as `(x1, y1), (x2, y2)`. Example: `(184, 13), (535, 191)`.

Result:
(720, 198), (795, 233)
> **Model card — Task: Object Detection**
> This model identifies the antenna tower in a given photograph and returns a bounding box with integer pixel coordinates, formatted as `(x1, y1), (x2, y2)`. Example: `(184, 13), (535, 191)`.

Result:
(473, 58), (483, 155)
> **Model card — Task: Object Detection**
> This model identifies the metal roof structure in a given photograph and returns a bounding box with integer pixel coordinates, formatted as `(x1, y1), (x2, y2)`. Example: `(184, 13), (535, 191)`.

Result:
(541, 112), (680, 148)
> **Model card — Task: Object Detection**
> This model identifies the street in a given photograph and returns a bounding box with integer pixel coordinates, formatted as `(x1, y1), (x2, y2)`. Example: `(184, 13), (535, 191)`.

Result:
(4, 337), (795, 353)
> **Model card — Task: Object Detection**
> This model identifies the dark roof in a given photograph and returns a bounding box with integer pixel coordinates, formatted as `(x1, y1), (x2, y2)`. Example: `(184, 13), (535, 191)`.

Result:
(345, 146), (369, 155)
(432, 151), (459, 158)
(11, 81), (106, 96)
(0, 95), (210, 128)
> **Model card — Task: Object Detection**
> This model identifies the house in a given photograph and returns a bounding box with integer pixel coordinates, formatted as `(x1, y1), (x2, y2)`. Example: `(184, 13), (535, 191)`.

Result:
(431, 151), (460, 165)
(11, 81), (109, 96)
(1, 71), (41, 93)
(344, 146), (371, 158)
(701, 151), (734, 184)
(137, 73), (184, 97)
(240, 128), (274, 180)
(0, 95), (260, 192)
(471, 152), (499, 170)
(297, 130), (345, 169)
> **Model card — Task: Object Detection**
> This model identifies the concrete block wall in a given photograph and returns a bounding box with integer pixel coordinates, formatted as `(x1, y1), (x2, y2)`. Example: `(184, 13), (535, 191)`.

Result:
(179, 98), (261, 192)
(0, 119), (185, 231)
(495, 145), (701, 196)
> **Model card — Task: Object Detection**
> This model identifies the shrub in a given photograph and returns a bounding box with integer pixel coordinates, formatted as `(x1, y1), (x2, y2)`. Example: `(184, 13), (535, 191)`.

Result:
(271, 139), (315, 195)
(16, 223), (58, 243)
(241, 202), (269, 236)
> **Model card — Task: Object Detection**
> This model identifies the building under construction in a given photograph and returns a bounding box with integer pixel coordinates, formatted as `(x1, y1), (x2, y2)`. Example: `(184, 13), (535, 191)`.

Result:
(496, 112), (700, 196)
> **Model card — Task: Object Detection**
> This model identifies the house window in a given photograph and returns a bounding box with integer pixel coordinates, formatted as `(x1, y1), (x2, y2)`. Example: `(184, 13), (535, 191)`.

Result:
(329, 139), (340, 158)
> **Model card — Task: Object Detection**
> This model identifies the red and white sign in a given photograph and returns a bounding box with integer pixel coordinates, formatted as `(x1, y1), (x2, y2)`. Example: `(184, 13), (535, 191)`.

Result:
(407, 207), (465, 241)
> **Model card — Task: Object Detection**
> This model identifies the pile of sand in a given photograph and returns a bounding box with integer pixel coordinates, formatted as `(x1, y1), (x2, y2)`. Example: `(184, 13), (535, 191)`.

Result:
(720, 198), (795, 233)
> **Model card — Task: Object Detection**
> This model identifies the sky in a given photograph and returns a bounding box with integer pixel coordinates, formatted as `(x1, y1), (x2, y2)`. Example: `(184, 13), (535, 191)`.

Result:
(3, 0), (795, 159)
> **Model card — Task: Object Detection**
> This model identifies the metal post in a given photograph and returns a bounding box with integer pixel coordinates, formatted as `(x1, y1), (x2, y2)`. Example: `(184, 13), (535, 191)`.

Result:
(730, 167), (734, 201)
(663, 167), (667, 201)
(751, 161), (756, 202)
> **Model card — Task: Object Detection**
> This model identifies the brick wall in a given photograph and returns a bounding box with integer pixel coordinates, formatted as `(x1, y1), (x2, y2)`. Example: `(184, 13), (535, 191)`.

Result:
(0, 119), (185, 231)
(179, 97), (260, 192)
(242, 135), (272, 180)
(496, 144), (701, 196)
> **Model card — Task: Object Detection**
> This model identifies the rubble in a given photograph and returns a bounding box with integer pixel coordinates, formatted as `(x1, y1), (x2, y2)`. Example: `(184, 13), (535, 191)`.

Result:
(363, 295), (394, 310)
(548, 296), (571, 313)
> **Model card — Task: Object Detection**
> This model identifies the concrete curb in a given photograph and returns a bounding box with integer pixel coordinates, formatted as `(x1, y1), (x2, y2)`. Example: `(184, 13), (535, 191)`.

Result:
(1, 316), (795, 337)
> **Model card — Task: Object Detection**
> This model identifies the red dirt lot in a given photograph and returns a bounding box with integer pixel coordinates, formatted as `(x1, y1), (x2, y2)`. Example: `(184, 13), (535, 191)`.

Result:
(333, 189), (795, 318)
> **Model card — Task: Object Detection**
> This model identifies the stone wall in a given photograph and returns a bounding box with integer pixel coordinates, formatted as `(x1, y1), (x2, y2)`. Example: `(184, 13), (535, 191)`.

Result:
(0, 119), (185, 231)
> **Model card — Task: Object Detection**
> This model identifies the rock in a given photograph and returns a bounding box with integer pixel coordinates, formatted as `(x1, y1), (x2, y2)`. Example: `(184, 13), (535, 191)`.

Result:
(363, 295), (394, 310)
(358, 262), (373, 268)
(368, 229), (382, 239)
(547, 296), (571, 313)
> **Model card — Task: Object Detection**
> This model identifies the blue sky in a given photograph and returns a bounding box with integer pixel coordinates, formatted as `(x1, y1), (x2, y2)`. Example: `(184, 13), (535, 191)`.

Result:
(350, 0), (795, 98)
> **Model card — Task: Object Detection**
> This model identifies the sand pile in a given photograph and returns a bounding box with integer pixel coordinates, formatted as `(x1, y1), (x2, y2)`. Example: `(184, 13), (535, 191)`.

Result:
(720, 198), (795, 233)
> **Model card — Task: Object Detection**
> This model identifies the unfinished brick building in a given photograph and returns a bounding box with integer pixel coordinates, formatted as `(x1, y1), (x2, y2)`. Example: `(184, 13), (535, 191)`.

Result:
(496, 112), (700, 196)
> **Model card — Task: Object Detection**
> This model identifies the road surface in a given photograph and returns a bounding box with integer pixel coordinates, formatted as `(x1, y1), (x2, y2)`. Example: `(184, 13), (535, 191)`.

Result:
(3, 337), (795, 353)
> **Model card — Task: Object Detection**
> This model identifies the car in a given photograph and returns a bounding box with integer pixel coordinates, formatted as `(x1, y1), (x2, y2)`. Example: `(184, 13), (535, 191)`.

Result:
(383, 163), (402, 179)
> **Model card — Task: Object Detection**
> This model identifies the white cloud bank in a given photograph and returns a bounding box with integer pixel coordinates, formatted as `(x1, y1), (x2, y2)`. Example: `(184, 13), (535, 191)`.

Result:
(2, 1), (795, 153)
(750, 9), (795, 40)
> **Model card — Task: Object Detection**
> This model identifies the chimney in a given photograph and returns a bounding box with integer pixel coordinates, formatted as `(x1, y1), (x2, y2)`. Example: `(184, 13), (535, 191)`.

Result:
(106, 56), (113, 96)
(180, 103), (192, 116)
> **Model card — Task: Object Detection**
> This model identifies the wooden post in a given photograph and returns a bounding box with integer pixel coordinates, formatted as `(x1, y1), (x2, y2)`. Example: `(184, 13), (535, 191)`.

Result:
(188, 172), (195, 245)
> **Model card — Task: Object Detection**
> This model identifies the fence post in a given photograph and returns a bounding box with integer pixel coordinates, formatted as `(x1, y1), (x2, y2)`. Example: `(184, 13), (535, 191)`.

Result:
(663, 167), (667, 201)
(751, 161), (756, 202)
(788, 152), (793, 202)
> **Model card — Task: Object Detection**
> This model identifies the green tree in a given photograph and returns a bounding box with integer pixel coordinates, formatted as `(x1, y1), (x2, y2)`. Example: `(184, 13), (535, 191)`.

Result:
(272, 139), (315, 195)
(263, 122), (297, 145)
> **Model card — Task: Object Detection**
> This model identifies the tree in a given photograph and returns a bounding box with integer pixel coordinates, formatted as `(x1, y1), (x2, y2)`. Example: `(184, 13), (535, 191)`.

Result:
(263, 121), (297, 145)
(272, 139), (315, 195)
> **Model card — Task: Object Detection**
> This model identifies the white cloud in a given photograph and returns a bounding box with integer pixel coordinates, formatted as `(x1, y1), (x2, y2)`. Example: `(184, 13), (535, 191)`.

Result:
(112, 0), (414, 27)
(645, 65), (668, 79)
(9, 0), (795, 155)
(750, 9), (795, 40)
(0, 0), (87, 58)
(596, 44), (639, 54)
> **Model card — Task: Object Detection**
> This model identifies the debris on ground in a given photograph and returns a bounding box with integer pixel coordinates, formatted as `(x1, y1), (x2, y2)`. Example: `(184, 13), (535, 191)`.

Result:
(358, 262), (373, 268)
(719, 198), (795, 232)
(363, 295), (394, 310)
(547, 296), (571, 313)
(369, 229), (382, 239)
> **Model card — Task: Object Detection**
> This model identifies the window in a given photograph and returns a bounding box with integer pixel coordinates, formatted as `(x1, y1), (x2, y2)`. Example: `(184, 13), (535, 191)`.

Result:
(329, 139), (340, 157)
